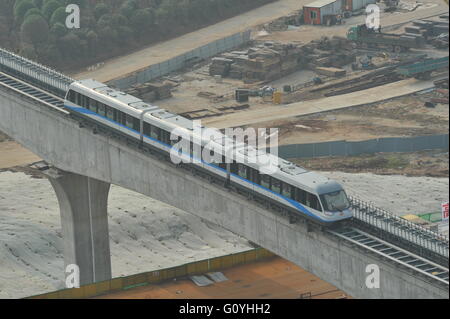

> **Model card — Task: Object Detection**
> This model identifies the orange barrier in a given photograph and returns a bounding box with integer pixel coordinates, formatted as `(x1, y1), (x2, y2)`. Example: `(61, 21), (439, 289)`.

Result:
(27, 248), (274, 299)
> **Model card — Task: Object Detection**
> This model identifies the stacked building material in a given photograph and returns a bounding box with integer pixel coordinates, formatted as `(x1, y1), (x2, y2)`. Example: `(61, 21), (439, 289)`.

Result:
(126, 81), (173, 102)
(209, 58), (234, 76)
(208, 37), (355, 83)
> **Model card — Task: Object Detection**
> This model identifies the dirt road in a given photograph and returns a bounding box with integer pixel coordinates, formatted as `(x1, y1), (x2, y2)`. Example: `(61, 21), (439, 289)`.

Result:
(203, 76), (445, 129)
(73, 0), (304, 82)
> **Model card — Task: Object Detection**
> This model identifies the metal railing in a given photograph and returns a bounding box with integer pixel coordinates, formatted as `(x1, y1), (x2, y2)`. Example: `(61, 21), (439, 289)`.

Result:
(349, 196), (449, 264)
(0, 48), (73, 97)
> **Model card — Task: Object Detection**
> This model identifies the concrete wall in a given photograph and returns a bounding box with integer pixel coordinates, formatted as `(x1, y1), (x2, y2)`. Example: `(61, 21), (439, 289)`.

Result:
(0, 89), (448, 299)
(278, 134), (450, 159)
(108, 30), (252, 90)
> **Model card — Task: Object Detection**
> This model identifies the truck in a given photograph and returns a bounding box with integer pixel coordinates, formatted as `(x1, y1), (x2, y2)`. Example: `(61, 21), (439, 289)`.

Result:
(347, 24), (426, 53)
(395, 56), (449, 80)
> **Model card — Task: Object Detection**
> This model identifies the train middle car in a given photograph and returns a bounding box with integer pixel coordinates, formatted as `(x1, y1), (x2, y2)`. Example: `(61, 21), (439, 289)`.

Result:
(64, 79), (353, 226)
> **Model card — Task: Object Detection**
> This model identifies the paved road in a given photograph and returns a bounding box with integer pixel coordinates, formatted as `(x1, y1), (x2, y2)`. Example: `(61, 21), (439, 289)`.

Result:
(203, 75), (447, 129)
(73, 0), (303, 82)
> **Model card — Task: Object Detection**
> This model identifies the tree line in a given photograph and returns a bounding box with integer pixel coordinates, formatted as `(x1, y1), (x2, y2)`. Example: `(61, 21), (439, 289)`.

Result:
(0, 0), (274, 71)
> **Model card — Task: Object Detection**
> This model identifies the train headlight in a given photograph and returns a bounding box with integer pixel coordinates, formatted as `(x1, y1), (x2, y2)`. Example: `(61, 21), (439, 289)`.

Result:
(324, 211), (333, 216)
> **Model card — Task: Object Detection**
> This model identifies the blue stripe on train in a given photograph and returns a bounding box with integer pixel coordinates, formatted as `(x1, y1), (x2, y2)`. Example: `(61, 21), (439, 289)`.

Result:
(65, 104), (332, 223)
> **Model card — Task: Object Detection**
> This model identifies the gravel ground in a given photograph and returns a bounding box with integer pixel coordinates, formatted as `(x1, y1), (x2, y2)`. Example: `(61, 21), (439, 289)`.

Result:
(0, 171), (252, 299)
(322, 171), (449, 215)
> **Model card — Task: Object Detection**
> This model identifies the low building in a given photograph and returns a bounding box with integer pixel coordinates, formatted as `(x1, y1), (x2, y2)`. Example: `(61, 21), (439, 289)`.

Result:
(303, 0), (376, 25)
(303, 0), (343, 25)
(343, 0), (377, 12)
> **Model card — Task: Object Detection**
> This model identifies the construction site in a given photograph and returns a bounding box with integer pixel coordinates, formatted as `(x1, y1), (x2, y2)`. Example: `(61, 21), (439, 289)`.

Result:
(118, 0), (449, 233)
(0, 0), (448, 300)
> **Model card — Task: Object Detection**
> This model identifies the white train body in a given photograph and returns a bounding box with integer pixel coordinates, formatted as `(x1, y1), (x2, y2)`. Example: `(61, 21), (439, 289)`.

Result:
(64, 79), (352, 225)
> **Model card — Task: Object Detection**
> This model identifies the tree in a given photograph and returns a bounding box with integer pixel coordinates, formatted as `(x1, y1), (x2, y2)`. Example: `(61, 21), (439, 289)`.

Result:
(14, 0), (36, 23)
(50, 6), (67, 26)
(50, 22), (67, 38)
(94, 3), (109, 20)
(0, 0), (15, 18)
(42, 0), (62, 21)
(32, 0), (43, 8)
(21, 14), (49, 48)
(24, 8), (43, 20)
(131, 9), (153, 38)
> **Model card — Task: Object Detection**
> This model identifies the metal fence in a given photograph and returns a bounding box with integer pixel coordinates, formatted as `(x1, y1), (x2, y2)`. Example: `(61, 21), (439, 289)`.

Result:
(350, 196), (449, 265)
(108, 30), (252, 90)
(278, 134), (449, 159)
(0, 47), (73, 97)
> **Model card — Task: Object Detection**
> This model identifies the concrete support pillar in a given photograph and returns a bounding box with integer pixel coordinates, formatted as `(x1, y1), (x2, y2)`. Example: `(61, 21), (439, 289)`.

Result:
(46, 168), (112, 286)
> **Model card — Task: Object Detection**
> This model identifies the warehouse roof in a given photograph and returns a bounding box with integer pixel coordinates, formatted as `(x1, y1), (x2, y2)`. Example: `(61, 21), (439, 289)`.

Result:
(304, 0), (337, 8)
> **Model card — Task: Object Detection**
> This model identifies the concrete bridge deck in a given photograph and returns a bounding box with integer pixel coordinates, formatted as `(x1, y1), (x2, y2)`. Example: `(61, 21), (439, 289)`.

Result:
(0, 83), (448, 298)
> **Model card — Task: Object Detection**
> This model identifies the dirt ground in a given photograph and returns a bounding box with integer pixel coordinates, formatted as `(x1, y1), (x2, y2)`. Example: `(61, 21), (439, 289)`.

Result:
(95, 256), (348, 299)
(294, 150), (449, 177)
(269, 91), (449, 145)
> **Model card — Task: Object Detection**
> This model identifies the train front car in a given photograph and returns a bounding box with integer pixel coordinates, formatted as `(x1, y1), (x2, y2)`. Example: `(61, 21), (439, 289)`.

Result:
(316, 179), (352, 224)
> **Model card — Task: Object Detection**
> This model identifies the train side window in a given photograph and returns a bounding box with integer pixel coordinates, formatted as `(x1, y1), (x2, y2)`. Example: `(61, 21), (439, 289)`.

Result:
(150, 125), (160, 140)
(238, 164), (248, 179)
(161, 130), (170, 144)
(230, 162), (238, 174)
(248, 168), (259, 184)
(98, 103), (106, 117)
(143, 122), (151, 136)
(132, 118), (139, 131)
(282, 182), (292, 199)
(307, 193), (322, 212)
(67, 90), (75, 103)
(125, 114), (134, 128)
(81, 95), (87, 108)
(271, 178), (281, 194)
(296, 188), (307, 205)
(105, 105), (114, 120)
(120, 112), (127, 126)
(260, 174), (270, 189)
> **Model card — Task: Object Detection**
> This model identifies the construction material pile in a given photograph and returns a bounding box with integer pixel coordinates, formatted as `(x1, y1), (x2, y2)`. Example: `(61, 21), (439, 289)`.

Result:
(125, 82), (173, 102)
(209, 36), (356, 83)
(407, 16), (449, 49)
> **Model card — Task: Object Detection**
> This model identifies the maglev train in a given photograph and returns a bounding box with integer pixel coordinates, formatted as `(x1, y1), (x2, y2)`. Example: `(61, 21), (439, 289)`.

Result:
(64, 79), (352, 226)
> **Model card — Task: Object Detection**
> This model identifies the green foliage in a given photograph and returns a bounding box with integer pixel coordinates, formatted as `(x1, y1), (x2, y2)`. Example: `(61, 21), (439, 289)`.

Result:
(49, 6), (67, 26)
(21, 13), (49, 46)
(42, 0), (63, 21)
(24, 8), (43, 20)
(14, 0), (36, 22)
(50, 22), (67, 37)
(32, 0), (43, 8)
(94, 3), (109, 20)
(7, 0), (275, 69)
(131, 9), (153, 35)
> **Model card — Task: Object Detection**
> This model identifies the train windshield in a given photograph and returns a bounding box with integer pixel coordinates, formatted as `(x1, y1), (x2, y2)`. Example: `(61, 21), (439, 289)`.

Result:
(320, 190), (350, 212)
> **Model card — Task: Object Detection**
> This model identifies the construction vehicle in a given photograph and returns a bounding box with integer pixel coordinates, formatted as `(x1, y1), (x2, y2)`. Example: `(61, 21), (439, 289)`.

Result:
(395, 56), (449, 80)
(347, 24), (426, 53)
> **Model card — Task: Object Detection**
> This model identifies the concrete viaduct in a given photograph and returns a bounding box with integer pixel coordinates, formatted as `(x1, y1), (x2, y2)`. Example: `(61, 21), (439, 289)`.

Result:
(1, 84), (448, 299)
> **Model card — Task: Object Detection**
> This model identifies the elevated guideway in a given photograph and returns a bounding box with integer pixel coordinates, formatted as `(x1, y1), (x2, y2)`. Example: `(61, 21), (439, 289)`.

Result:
(0, 47), (448, 298)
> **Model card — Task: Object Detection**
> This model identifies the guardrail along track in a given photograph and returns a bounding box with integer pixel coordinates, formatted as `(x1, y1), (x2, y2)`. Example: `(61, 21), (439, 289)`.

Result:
(0, 48), (73, 98)
(331, 227), (449, 287)
(0, 72), (68, 114)
(349, 196), (449, 266)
